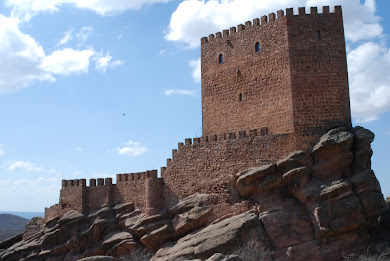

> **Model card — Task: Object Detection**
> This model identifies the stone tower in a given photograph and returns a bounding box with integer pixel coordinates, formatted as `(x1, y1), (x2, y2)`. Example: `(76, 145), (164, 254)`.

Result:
(201, 6), (351, 150)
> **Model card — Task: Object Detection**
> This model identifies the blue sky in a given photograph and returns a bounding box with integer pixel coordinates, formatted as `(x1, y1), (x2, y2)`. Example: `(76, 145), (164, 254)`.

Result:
(0, 0), (389, 212)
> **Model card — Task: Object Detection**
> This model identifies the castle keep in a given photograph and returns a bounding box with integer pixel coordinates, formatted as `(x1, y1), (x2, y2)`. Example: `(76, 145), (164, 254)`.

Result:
(45, 6), (352, 221)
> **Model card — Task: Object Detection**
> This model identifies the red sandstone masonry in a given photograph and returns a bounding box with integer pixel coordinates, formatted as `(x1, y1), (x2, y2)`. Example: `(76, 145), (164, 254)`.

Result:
(45, 173), (162, 220)
(114, 170), (160, 212)
(161, 128), (296, 213)
(45, 6), (351, 222)
(287, 6), (352, 148)
(201, 9), (294, 137)
(201, 6), (351, 151)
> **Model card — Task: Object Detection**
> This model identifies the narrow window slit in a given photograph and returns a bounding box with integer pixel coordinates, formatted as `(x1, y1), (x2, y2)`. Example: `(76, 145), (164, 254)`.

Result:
(255, 42), (260, 52)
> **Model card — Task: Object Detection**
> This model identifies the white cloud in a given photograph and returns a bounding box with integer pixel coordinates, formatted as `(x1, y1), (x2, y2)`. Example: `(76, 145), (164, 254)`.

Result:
(41, 48), (95, 75)
(165, 89), (198, 96)
(8, 161), (57, 173)
(57, 27), (92, 48)
(348, 42), (390, 122)
(6, 0), (174, 19)
(165, 0), (383, 48)
(72, 0), (173, 15)
(94, 52), (124, 72)
(6, 0), (63, 21)
(0, 145), (4, 156)
(189, 58), (201, 83)
(342, 0), (382, 42)
(76, 27), (93, 47)
(75, 147), (83, 151)
(0, 16), (121, 93)
(0, 15), (53, 93)
(116, 140), (147, 157)
(57, 28), (73, 46)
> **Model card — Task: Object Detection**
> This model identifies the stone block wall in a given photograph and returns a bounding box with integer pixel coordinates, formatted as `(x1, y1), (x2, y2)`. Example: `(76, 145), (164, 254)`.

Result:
(287, 6), (352, 148)
(46, 128), (295, 220)
(59, 179), (86, 213)
(114, 170), (162, 211)
(201, 10), (294, 137)
(45, 171), (163, 220)
(86, 178), (113, 211)
(161, 128), (296, 211)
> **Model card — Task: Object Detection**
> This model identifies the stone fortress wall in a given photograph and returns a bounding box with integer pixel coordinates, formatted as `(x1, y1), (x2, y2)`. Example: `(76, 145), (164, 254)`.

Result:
(45, 5), (352, 221)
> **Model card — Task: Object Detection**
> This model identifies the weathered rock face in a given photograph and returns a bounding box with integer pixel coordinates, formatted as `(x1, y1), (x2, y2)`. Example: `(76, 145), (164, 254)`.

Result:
(0, 194), (213, 261)
(153, 210), (268, 261)
(235, 127), (386, 261)
(0, 127), (387, 261)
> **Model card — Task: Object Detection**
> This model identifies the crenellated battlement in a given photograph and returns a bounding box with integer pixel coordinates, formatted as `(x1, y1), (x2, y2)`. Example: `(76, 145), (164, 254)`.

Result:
(60, 170), (159, 190)
(181, 126), (269, 145)
(164, 127), (270, 167)
(201, 6), (342, 44)
(116, 170), (158, 183)
(61, 178), (112, 188)
(62, 179), (86, 187)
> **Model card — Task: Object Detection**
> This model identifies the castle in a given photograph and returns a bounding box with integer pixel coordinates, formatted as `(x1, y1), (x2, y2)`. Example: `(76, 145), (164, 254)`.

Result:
(45, 6), (351, 221)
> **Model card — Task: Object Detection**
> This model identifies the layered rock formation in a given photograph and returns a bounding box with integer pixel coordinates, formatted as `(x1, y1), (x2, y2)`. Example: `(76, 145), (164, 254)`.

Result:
(0, 127), (388, 261)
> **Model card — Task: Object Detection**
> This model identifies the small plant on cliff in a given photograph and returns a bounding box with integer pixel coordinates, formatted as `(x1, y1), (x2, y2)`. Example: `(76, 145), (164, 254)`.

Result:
(343, 248), (390, 261)
(119, 248), (153, 261)
(232, 240), (273, 261)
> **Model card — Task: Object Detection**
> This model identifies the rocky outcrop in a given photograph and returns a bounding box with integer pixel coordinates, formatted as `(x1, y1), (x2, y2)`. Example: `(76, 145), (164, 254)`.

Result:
(0, 193), (213, 261)
(153, 210), (268, 261)
(23, 217), (44, 240)
(0, 127), (387, 261)
(235, 127), (386, 260)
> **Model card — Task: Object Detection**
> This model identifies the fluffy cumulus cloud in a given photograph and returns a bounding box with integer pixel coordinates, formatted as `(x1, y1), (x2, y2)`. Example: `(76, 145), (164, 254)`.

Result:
(348, 42), (390, 122)
(116, 140), (147, 157)
(41, 48), (95, 75)
(0, 18), (122, 93)
(8, 161), (57, 173)
(166, 0), (390, 122)
(0, 15), (53, 93)
(6, 0), (174, 18)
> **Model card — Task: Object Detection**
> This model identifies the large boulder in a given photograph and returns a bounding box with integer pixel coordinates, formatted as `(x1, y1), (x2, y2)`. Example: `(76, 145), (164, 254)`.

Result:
(258, 196), (313, 249)
(153, 210), (269, 261)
